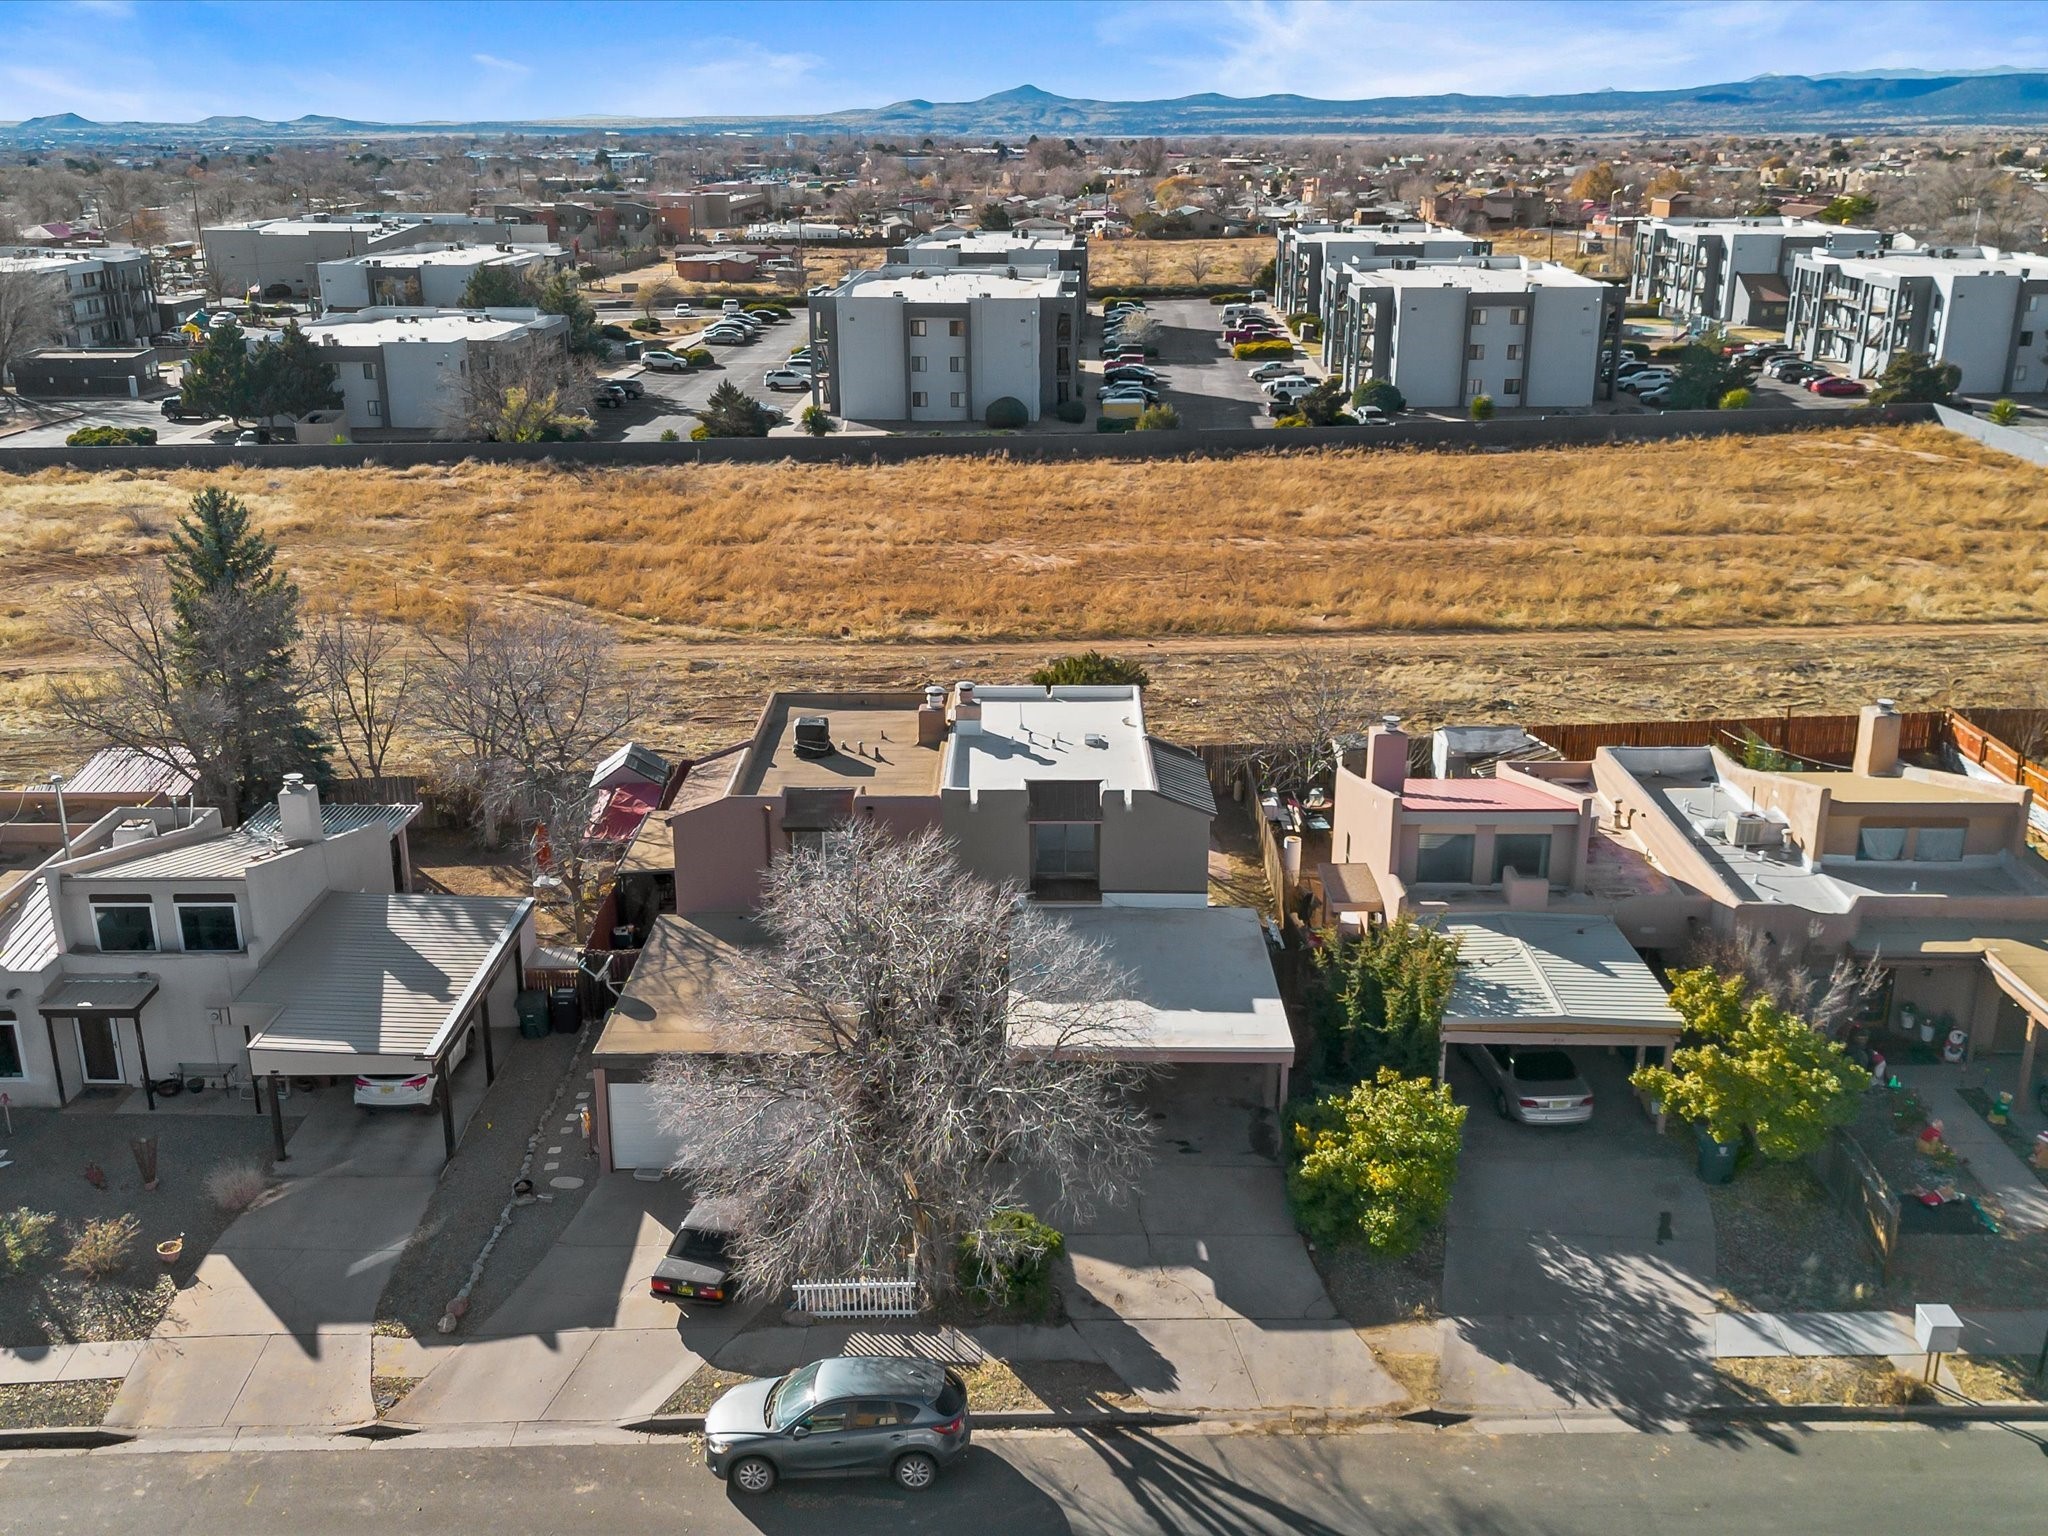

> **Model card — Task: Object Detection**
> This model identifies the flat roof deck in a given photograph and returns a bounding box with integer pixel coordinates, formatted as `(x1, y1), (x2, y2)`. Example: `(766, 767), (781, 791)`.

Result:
(1770, 771), (2014, 805)
(1399, 778), (1576, 814)
(735, 698), (941, 797)
(947, 687), (1152, 794)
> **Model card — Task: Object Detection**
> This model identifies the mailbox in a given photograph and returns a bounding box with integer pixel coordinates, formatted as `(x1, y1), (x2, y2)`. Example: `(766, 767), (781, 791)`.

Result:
(1913, 1303), (1963, 1355)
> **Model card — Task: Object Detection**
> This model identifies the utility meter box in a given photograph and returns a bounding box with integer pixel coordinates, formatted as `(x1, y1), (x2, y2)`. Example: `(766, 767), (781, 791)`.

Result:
(1913, 1303), (1963, 1355)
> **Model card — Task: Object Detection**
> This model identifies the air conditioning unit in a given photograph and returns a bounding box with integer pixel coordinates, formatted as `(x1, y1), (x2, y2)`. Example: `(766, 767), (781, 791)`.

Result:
(1724, 812), (1778, 848)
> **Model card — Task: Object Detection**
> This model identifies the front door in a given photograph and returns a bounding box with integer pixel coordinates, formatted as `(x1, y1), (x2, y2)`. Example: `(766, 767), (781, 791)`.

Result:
(75, 1017), (124, 1084)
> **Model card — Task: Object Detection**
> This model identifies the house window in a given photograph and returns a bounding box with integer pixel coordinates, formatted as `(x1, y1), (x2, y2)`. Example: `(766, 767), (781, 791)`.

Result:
(911, 391), (927, 407)
(1914, 825), (1967, 861)
(2022, 331), (2035, 346)
(368, 399), (382, 420)
(362, 362), (377, 380)
(1509, 307), (1525, 324)
(1856, 826), (1908, 861)
(1492, 833), (1551, 883)
(1503, 378), (1522, 395)
(1506, 344), (1522, 361)
(949, 391), (962, 407)
(910, 319), (927, 336)
(176, 897), (242, 952)
(948, 356), (962, 372)
(1466, 379), (1485, 396)
(90, 898), (157, 953)
(1472, 310), (1488, 325)
(0, 1014), (19, 1078)
(1414, 832), (1475, 883)
(1468, 343), (1484, 360)
(911, 355), (926, 372)
(1031, 822), (1100, 882)
(948, 319), (964, 336)
(787, 827), (825, 855)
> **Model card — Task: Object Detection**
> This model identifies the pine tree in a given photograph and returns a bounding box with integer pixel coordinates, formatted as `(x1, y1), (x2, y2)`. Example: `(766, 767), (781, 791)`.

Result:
(460, 264), (535, 309)
(250, 321), (342, 421)
(534, 268), (602, 356)
(696, 381), (771, 437)
(180, 320), (256, 424)
(166, 487), (325, 815)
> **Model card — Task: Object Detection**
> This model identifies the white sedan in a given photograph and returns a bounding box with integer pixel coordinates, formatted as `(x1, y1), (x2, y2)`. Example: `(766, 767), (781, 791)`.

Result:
(355, 1031), (470, 1110)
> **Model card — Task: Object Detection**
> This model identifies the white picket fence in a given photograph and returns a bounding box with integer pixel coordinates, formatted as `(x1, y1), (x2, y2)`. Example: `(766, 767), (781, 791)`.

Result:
(790, 1277), (920, 1319)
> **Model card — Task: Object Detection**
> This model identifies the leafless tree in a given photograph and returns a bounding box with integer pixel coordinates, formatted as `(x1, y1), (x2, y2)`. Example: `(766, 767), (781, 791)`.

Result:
(439, 337), (586, 442)
(1243, 651), (1383, 793)
(309, 606), (417, 779)
(648, 823), (1150, 1303)
(1681, 925), (1884, 1037)
(420, 606), (637, 841)
(637, 276), (681, 321)
(1186, 250), (1214, 285)
(0, 267), (65, 378)
(1127, 245), (1155, 286)
(1234, 247), (1266, 286)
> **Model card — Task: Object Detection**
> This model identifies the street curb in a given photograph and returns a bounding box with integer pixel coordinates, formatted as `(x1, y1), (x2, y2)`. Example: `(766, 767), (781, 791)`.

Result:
(1688, 1402), (2048, 1426)
(0, 1427), (135, 1450)
(338, 1419), (421, 1440)
(616, 1408), (1192, 1435)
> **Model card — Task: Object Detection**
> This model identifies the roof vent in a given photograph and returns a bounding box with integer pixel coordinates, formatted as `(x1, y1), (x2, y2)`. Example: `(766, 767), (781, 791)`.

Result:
(792, 715), (834, 759)
(1085, 732), (1108, 749)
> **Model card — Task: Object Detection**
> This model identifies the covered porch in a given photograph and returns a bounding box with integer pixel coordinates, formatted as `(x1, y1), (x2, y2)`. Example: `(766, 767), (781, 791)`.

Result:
(36, 973), (163, 1110)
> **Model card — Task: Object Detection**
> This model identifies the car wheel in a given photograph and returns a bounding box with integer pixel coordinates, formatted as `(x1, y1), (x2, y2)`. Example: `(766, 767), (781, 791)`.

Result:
(892, 1451), (939, 1491)
(730, 1456), (777, 1494)
(1494, 1088), (1511, 1121)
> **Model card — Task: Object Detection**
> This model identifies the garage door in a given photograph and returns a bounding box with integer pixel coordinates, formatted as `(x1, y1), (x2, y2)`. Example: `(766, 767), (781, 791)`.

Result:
(606, 1081), (685, 1171)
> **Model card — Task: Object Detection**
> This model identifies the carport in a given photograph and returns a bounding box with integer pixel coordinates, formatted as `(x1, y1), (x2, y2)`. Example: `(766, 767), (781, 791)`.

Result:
(1436, 913), (1683, 1114)
(233, 892), (535, 1163)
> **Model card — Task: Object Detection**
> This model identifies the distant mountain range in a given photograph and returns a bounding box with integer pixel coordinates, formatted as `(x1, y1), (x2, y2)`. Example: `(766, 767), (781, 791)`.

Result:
(9, 71), (2048, 143)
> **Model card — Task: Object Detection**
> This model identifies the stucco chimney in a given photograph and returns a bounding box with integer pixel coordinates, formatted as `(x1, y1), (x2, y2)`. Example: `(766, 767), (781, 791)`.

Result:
(918, 684), (947, 747)
(1366, 714), (1408, 794)
(1852, 699), (1900, 778)
(952, 680), (982, 737)
(277, 774), (324, 845)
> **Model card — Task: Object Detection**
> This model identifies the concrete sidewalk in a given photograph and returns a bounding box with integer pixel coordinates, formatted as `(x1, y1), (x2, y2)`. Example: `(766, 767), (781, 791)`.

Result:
(0, 1340), (144, 1385)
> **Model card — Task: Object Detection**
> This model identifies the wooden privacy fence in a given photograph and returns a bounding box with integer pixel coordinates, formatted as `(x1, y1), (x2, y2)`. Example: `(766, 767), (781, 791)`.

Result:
(1807, 1130), (1902, 1278)
(791, 1278), (920, 1319)
(1948, 708), (2048, 797)
(1527, 710), (1943, 766)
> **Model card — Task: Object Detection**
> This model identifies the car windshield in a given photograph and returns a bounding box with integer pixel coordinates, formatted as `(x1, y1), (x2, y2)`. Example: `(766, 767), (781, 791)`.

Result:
(767, 1362), (820, 1430)
(1512, 1050), (1578, 1083)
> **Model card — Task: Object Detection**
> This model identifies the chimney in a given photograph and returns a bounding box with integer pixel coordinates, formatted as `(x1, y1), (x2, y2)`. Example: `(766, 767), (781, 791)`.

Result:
(1366, 714), (1408, 794)
(951, 680), (982, 737)
(917, 684), (947, 747)
(111, 818), (158, 847)
(1852, 699), (1901, 777)
(277, 774), (324, 845)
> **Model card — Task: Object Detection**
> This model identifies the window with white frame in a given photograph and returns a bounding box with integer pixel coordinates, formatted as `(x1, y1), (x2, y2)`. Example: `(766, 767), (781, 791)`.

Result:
(175, 896), (242, 952)
(0, 1012), (21, 1078)
(1415, 832), (1475, 883)
(363, 362), (377, 380)
(1503, 378), (1522, 395)
(948, 356), (962, 372)
(911, 390), (927, 407)
(1468, 343), (1484, 359)
(1506, 343), (1522, 360)
(1509, 307), (1525, 324)
(1472, 310), (1488, 325)
(949, 391), (962, 407)
(90, 897), (158, 952)
(948, 319), (964, 336)
(910, 319), (927, 336)
(910, 355), (926, 372)
(368, 399), (382, 419)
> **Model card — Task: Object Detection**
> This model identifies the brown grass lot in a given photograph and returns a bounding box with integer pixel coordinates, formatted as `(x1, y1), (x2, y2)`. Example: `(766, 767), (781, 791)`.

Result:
(1089, 237), (1270, 290)
(3, 426), (2048, 779)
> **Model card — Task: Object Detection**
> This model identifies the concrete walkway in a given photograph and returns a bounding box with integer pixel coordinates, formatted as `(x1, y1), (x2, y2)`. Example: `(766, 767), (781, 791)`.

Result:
(0, 1340), (144, 1385)
(1895, 1066), (2048, 1233)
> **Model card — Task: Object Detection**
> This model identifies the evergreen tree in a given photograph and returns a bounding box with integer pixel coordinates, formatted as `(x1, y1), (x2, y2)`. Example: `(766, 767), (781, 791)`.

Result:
(250, 322), (342, 421)
(1869, 350), (1962, 404)
(180, 320), (256, 423)
(166, 487), (325, 814)
(695, 381), (772, 438)
(534, 267), (602, 356)
(460, 264), (536, 309)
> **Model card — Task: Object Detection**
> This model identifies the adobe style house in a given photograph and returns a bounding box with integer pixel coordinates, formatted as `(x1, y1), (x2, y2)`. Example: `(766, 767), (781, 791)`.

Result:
(591, 684), (1293, 1170)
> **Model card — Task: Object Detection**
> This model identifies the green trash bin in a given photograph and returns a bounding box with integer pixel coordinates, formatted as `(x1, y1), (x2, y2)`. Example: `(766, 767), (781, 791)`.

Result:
(1696, 1130), (1740, 1185)
(516, 988), (550, 1040)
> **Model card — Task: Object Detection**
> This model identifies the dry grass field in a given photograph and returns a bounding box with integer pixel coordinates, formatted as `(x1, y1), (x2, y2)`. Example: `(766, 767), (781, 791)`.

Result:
(1091, 236), (1268, 290)
(2, 424), (2046, 777)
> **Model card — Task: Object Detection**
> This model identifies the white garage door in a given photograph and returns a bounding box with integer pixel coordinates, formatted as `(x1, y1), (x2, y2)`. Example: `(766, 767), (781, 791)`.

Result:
(607, 1081), (686, 1172)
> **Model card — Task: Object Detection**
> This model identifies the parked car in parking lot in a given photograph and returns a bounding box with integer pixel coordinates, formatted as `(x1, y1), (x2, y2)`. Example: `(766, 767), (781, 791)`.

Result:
(159, 394), (211, 420)
(1261, 376), (1317, 400)
(1459, 1043), (1593, 1125)
(608, 377), (644, 398)
(1637, 385), (1673, 407)
(1808, 374), (1868, 397)
(1765, 357), (1823, 381)
(1355, 405), (1392, 426)
(1248, 360), (1299, 381)
(1103, 365), (1160, 385)
(763, 368), (809, 392)
(1617, 370), (1673, 393)
(642, 351), (688, 371)
(1098, 383), (1161, 404)
(673, 302), (697, 317)
(592, 383), (626, 407)
(705, 1356), (971, 1495)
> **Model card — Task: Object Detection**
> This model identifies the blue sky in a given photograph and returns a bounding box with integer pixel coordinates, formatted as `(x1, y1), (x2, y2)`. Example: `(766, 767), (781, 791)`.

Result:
(7, 0), (2048, 123)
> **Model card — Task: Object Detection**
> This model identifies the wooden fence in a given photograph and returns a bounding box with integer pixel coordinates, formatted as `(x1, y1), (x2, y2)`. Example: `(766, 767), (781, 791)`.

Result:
(790, 1277), (920, 1319)
(1947, 709), (2048, 798)
(1526, 710), (1944, 767)
(1808, 1130), (1902, 1278)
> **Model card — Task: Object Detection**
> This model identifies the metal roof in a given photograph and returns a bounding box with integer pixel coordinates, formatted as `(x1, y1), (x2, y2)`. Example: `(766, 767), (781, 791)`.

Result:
(63, 746), (195, 799)
(0, 880), (58, 973)
(239, 802), (420, 839)
(1442, 913), (1682, 1039)
(589, 741), (670, 791)
(237, 892), (530, 1065)
(39, 973), (159, 1016)
(68, 830), (292, 883)
(1147, 739), (1217, 817)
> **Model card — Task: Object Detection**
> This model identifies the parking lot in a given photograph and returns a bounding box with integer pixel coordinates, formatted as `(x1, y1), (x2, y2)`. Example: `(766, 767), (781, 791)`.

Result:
(1088, 297), (1316, 430)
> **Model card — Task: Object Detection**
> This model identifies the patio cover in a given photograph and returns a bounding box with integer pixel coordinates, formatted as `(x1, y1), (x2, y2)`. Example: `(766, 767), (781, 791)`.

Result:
(1439, 912), (1683, 1049)
(1853, 921), (2048, 1092)
(237, 892), (532, 1078)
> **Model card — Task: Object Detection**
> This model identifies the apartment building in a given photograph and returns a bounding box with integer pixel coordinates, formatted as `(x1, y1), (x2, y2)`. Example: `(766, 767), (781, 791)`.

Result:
(0, 244), (155, 349)
(592, 683), (1293, 1170)
(313, 241), (567, 313)
(1784, 245), (2048, 393)
(201, 213), (548, 300)
(889, 227), (1090, 300)
(1628, 215), (1882, 326)
(1274, 221), (1489, 322)
(0, 778), (533, 1160)
(1322, 255), (1623, 409)
(300, 306), (570, 436)
(811, 264), (1083, 422)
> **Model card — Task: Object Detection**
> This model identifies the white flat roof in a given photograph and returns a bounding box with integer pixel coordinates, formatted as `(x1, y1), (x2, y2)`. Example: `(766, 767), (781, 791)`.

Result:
(321, 243), (560, 269)
(837, 266), (1070, 301)
(1357, 260), (1605, 293)
(304, 309), (554, 345)
(1014, 905), (1293, 1064)
(944, 686), (1152, 793)
(1441, 913), (1682, 1045)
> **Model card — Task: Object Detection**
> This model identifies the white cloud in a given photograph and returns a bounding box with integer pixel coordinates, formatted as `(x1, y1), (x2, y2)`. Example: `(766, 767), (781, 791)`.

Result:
(607, 39), (826, 116)
(472, 52), (532, 79)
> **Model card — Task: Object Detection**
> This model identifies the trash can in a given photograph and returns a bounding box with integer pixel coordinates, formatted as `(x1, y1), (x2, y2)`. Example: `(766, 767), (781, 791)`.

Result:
(549, 984), (581, 1034)
(516, 989), (550, 1040)
(1696, 1131), (1740, 1185)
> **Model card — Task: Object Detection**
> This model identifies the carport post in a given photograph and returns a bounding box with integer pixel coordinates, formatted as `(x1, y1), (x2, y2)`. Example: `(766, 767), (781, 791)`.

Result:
(132, 1016), (155, 1112)
(268, 1074), (288, 1163)
(437, 1058), (456, 1162)
(1436, 1040), (1448, 1083)
(479, 994), (497, 1086)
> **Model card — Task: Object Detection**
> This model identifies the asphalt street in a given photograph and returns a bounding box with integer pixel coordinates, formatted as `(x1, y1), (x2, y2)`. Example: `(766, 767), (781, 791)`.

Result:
(1, 1424), (2043, 1534)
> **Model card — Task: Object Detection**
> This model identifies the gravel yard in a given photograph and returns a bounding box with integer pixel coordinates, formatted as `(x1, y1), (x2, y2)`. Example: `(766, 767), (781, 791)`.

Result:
(374, 1024), (598, 1339)
(0, 1379), (120, 1429)
(0, 1104), (281, 1347)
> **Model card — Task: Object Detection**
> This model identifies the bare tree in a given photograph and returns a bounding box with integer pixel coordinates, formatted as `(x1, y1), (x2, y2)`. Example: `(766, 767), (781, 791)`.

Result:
(648, 823), (1149, 1302)
(310, 607), (417, 778)
(421, 607), (637, 841)
(1127, 245), (1155, 286)
(637, 275), (681, 321)
(1186, 250), (1214, 285)
(1242, 651), (1382, 793)
(0, 267), (65, 377)
(1681, 926), (1883, 1037)
(439, 337), (586, 441)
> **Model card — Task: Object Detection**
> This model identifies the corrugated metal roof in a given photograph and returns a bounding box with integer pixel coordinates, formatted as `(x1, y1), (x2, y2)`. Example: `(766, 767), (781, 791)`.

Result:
(589, 741), (670, 791)
(1443, 914), (1682, 1034)
(39, 973), (159, 1014)
(237, 892), (531, 1062)
(0, 881), (59, 973)
(1148, 739), (1218, 817)
(64, 747), (195, 798)
(69, 830), (292, 883)
(239, 802), (420, 838)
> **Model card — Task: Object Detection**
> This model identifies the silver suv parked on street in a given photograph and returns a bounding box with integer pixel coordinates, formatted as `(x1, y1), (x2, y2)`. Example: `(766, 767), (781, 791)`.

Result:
(705, 1355), (971, 1494)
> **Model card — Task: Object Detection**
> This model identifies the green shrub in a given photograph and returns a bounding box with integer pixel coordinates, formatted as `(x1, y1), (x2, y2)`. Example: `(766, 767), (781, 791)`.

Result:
(1286, 1070), (1465, 1255)
(1053, 398), (1087, 424)
(1234, 339), (1294, 361)
(957, 1209), (1065, 1313)
(629, 316), (661, 333)
(1719, 387), (1753, 410)
(1095, 415), (1134, 432)
(1351, 377), (1405, 414)
(599, 323), (630, 340)
(800, 403), (836, 436)
(1029, 650), (1152, 688)
(1468, 394), (1495, 421)
(65, 424), (157, 446)
(1275, 413), (1311, 428)
(658, 427), (680, 442)
(1286, 311), (1317, 334)
(683, 347), (713, 367)
(1135, 403), (1181, 431)
(0, 1208), (57, 1274)
(62, 1214), (139, 1280)
(1310, 915), (1461, 1083)
(985, 395), (1029, 429)
(689, 423), (712, 441)
(1990, 397), (2021, 425)
(1207, 291), (1254, 305)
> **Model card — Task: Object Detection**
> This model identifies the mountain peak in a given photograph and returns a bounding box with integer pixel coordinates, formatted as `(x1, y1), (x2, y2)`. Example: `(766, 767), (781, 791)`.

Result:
(980, 85), (1063, 104)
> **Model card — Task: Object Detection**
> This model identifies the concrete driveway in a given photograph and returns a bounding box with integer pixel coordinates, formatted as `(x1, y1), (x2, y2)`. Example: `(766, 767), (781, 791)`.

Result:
(1050, 1066), (1400, 1413)
(1438, 1047), (1717, 1425)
